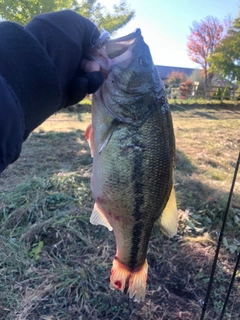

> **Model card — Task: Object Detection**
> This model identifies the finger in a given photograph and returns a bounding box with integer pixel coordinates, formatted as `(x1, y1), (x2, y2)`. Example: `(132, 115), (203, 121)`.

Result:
(66, 72), (104, 107)
(84, 71), (104, 94)
(81, 59), (101, 73)
(66, 77), (88, 107)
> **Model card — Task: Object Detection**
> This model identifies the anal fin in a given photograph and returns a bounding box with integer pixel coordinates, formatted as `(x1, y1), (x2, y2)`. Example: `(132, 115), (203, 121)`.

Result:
(90, 202), (113, 231)
(157, 187), (178, 237)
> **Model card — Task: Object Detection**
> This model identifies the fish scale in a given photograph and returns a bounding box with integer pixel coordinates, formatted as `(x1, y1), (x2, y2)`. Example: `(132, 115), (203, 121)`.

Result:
(85, 28), (178, 301)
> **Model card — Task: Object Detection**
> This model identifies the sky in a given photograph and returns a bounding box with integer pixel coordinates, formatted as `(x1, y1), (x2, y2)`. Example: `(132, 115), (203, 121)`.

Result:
(99, 0), (240, 68)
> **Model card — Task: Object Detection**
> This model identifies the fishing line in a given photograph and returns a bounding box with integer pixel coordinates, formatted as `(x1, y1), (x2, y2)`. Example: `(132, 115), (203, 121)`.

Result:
(199, 151), (240, 320)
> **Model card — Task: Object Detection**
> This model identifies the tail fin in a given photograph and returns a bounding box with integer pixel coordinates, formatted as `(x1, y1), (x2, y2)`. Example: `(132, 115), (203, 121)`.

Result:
(110, 258), (148, 302)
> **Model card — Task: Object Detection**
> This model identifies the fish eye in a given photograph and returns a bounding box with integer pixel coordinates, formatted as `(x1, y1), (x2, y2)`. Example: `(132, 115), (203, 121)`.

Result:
(139, 56), (149, 67)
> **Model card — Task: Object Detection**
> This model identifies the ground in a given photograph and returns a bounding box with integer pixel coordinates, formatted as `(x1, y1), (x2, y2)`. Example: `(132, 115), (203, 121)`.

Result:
(0, 103), (239, 320)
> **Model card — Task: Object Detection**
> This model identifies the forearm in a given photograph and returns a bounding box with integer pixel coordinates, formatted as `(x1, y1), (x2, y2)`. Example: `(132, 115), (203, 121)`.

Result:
(0, 21), (60, 140)
(0, 21), (61, 173)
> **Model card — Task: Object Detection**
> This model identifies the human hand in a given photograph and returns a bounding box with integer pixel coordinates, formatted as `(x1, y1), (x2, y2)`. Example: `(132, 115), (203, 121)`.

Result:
(25, 10), (104, 108)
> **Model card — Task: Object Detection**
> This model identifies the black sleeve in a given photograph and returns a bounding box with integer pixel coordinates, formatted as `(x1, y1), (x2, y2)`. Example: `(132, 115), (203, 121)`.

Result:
(0, 21), (61, 173)
(0, 21), (61, 139)
(0, 76), (24, 173)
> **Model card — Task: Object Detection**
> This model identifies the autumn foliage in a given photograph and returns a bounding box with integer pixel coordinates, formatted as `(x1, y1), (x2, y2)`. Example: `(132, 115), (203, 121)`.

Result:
(187, 16), (226, 88)
(179, 80), (193, 99)
(167, 71), (187, 86)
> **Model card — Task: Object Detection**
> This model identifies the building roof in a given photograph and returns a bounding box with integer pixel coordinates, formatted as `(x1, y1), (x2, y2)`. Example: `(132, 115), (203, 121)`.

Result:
(155, 65), (197, 80)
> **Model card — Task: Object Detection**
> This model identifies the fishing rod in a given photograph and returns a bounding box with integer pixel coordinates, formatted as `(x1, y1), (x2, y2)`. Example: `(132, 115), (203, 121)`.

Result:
(220, 250), (240, 319)
(199, 151), (240, 320)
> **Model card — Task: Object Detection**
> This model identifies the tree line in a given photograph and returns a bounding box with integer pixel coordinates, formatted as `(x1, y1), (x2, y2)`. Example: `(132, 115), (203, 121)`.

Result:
(0, 0), (239, 95)
(0, 0), (134, 34)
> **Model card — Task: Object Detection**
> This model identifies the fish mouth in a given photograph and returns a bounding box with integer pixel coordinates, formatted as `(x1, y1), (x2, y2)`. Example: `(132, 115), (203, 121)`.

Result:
(105, 28), (142, 59)
(87, 29), (143, 76)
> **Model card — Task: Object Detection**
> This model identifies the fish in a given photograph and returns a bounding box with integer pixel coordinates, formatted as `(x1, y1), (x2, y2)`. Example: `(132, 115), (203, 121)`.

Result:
(85, 29), (178, 302)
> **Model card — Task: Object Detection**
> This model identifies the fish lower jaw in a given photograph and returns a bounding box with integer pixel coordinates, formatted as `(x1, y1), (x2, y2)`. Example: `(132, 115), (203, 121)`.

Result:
(110, 258), (148, 302)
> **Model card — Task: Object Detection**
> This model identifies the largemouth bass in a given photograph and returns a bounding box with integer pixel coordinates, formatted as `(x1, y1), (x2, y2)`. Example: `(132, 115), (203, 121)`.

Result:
(85, 29), (178, 302)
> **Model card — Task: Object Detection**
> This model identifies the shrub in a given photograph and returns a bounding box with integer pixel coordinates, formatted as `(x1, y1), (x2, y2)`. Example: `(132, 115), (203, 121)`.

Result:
(213, 87), (222, 100)
(179, 80), (193, 99)
(222, 87), (231, 100)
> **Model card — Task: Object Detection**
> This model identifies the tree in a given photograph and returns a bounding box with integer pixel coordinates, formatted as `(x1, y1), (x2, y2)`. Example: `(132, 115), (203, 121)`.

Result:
(187, 16), (226, 92)
(208, 17), (240, 82)
(88, 1), (135, 34)
(167, 71), (187, 86)
(188, 69), (204, 83)
(0, 0), (135, 33)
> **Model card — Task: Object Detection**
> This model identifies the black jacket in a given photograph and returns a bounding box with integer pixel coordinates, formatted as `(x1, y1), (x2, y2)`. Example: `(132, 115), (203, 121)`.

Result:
(0, 21), (60, 173)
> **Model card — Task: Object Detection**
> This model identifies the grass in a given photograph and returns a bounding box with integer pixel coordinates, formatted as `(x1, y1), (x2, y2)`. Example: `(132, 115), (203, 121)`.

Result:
(0, 104), (239, 319)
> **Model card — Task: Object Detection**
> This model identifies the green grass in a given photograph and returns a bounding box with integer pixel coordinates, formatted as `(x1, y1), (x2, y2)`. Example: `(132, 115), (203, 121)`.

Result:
(0, 106), (239, 319)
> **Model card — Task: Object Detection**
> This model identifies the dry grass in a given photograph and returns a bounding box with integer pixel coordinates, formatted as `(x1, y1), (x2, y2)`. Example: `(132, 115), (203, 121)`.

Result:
(0, 103), (239, 320)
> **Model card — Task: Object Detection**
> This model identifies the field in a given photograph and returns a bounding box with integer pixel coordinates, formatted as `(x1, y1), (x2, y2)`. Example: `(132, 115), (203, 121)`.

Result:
(0, 103), (239, 320)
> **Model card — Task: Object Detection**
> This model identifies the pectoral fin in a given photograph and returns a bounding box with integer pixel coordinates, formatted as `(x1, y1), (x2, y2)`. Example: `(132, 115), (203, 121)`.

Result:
(98, 119), (118, 154)
(90, 203), (113, 231)
(157, 187), (178, 238)
(85, 124), (94, 157)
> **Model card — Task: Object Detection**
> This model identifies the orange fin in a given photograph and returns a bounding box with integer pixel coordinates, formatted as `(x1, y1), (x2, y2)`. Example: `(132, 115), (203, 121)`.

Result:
(110, 258), (148, 302)
(90, 203), (113, 231)
(85, 124), (94, 157)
